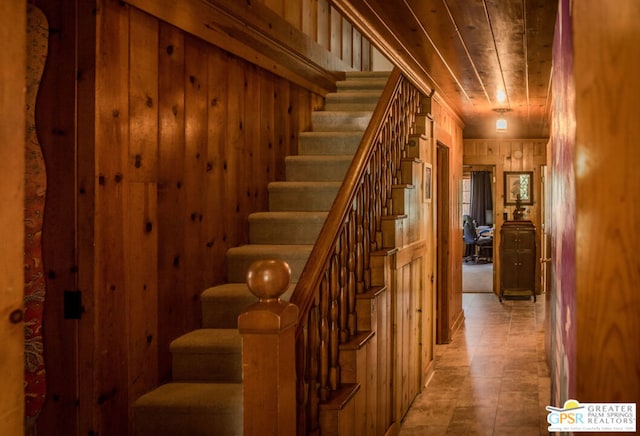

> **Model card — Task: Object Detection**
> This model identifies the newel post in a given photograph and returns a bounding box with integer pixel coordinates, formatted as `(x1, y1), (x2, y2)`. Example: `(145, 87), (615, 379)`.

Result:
(238, 259), (299, 436)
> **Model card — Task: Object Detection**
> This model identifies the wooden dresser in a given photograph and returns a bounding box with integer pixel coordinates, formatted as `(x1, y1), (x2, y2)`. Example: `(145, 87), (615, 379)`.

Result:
(499, 220), (536, 302)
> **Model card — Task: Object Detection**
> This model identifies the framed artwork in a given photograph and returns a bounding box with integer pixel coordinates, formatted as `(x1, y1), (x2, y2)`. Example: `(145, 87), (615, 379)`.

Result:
(423, 163), (432, 203)
(504, 171), (533, 205)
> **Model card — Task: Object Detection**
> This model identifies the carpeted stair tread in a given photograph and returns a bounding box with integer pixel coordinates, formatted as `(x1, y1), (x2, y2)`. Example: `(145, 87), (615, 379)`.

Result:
(268, 181), (341, 211)
(200, 283), (294, 328)
(285, 155), (352, 181)
(249, 211), (328, 244)
(170, 328), (241, 353)
(311, 110), (373, 131)
(336, 77), (389, 90)
(298, 131), (363, 155)
(134, 382), (242, 435)
(170, 329), (242, 382)
(226, 244), (313, 282)
(325, 90), (383, 111)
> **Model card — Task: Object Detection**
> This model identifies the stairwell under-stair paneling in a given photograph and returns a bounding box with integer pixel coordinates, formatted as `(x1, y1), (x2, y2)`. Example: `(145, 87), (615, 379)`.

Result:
(134, 71), (391, 436)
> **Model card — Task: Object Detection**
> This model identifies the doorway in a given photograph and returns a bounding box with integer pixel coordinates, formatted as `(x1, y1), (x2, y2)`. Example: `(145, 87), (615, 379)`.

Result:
(436, 142), (451, 343)
(462, 166), (496, 294)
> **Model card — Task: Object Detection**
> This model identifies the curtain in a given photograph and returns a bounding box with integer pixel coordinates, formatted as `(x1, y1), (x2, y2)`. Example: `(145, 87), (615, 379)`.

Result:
(470, 171), (493, 226)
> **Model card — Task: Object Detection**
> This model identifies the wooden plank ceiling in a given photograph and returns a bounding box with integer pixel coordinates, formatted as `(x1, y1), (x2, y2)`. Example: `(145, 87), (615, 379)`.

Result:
(333, 0), (557, 139)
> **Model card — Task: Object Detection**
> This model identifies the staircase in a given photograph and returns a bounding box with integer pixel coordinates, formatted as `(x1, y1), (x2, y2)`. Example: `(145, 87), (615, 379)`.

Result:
(134, 71), (390, 435)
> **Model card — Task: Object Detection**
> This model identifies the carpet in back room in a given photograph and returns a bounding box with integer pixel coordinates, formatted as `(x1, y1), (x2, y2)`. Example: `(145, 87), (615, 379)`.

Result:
(462, 262), (493, 293)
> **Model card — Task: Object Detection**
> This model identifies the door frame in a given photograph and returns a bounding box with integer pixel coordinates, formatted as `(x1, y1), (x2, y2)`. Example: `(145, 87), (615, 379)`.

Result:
(436, 142), (451, 343)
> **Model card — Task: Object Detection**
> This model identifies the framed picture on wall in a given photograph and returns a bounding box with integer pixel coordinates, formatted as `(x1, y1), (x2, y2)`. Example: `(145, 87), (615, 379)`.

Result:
(423, 163), (432, 203)
(504, 171), (533, 205)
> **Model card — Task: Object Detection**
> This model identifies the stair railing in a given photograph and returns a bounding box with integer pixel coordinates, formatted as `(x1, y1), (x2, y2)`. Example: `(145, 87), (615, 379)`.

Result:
(289, 67), (424, 434)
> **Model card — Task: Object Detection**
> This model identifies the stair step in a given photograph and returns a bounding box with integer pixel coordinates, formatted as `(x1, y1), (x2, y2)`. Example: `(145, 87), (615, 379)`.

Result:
(298, 131), (362, 156)
(226, 244), (313, 283)
(344, 70), (392, 79)
(170, 329), (242, 382)
(318, 383), (361, 435)
(268, 181), (341, 211)
(134, 382), (242, 436)
(201, 283), (295, 328)
(249, 211), (328, 244)
(311, 111), (372, 131)
(337, 77), (388, 91)
(339, 331), (376, 384)
(325, 90), (383, 111)
(285, 155), (352, 181)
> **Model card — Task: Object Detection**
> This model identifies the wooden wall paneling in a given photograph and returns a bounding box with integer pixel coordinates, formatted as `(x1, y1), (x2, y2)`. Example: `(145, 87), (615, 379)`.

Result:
(410, 258), (421, 404)
(125, 183), (158, 431)
(226, 55), (248, 247)
(341, 17), (353, 68)
(126, 7), (159, 430)
(246, 65), (264, 211)
(90, 1), (131, 434)
(184, 35), (209, 327)
(395, 263), (410, 420)
(75, 0), (98, 431)
(376, 271), (392, 435)
(352, 27), (362, 71)
(362, 37), (371, 71)
(32, 0), (80, 433)
(317, 0), (330, 50)
(273, 77), (291, 182)
(262, 0), (283, 15)
(157, 22), (186, 380)
(0, 1), (25, 434)
(289, 86), (302, 157)
(259, 71), (276, 213)
(125, 0), (341, 96)
(302, 0), (318, 41)
(330, 5), (342, 58)
(129, 8), (159, 182)
(284, 0), (302, 30)
(205, 47), (230, 284)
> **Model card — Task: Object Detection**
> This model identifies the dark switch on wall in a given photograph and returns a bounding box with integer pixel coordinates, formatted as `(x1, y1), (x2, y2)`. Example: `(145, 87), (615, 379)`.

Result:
(64, 290), (83, 319)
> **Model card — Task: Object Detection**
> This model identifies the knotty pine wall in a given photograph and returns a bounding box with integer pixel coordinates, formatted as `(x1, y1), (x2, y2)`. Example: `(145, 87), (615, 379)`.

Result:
(260, 0), (372, 71)
(0, 2), (26, 435)
(432, 96), (465, 338)
(30, 0), (374, 433)
(463, 139), (547, 296)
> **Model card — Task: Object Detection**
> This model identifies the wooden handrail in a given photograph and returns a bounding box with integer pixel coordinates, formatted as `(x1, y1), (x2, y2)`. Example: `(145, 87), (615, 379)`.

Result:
(289, 67), (424, 434)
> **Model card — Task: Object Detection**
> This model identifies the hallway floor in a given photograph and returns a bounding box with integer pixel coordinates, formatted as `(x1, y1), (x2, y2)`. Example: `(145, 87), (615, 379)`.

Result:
(399, 293), (551, 435)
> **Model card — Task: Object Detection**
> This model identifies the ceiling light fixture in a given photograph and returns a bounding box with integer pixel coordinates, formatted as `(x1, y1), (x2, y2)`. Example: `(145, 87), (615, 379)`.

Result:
(493, 108), (511, 133)
(497, 89), (507, 103)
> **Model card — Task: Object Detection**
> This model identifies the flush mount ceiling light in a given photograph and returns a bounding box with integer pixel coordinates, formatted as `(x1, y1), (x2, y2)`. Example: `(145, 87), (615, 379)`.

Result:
(493, 108), (511, 133)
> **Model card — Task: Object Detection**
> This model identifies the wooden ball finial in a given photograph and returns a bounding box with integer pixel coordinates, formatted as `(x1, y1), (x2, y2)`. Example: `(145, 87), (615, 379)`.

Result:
(246, 259), (291, 301)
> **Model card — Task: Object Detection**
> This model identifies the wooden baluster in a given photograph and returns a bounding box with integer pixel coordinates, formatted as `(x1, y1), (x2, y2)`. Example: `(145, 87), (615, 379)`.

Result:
(239, 259), (298, 436)
(295, 315), (307, 434)
(355, 192), (365, 295)
(347, 208), (357, 336)
(338, 229), (348, 343)
(362, 177), (372, 288)
(319, 274), (329, 401)
(308, 303), (320, 433)
(329, 253), (340, 390)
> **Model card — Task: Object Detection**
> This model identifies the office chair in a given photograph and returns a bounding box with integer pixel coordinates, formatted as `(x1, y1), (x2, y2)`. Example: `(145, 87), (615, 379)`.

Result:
(463, 215), (493, 263)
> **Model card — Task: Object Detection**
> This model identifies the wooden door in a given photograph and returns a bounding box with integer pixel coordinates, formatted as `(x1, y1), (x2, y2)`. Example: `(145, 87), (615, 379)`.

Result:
(436, 143), (450, 343)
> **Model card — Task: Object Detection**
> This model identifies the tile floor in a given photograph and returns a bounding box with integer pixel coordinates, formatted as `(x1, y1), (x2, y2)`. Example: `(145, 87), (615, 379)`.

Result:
(399, 292), (551, 435)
